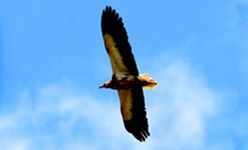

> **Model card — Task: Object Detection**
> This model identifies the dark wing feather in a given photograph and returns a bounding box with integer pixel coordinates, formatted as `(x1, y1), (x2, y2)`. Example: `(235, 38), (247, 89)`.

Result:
(117, 86), (150, 142)
(124, 86), (150, 141)
(101, 6), (139, 75)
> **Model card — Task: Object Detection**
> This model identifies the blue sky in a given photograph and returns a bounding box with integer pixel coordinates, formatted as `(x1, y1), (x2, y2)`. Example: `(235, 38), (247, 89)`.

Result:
(0, 0), (248, 149)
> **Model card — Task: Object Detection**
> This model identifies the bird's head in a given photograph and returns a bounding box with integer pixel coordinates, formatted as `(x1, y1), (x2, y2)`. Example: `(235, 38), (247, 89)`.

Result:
(99, 82), (109, 89)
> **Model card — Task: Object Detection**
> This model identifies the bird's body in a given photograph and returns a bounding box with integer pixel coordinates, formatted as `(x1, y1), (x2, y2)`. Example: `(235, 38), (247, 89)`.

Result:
(100, 6), (158, 142)
(100, 73), (157, 90)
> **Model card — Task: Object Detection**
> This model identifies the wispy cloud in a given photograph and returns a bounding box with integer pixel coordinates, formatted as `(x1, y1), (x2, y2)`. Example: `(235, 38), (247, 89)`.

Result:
(0, 59), (232, 150)
(145, 60), (220, 149)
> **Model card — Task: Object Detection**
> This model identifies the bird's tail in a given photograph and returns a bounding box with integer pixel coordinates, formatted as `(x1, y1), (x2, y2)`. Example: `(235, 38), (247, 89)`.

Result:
(138, 74), (158, 90)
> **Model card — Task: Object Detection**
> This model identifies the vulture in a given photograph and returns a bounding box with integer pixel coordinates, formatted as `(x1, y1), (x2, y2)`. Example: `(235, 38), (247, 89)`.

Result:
(100, 6), (158, 142)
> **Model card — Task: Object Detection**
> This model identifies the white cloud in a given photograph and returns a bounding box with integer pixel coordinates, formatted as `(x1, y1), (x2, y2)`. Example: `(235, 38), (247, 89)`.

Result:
(0, 59), (226, 150)
(0, 138), (30, 150)
(143, 60), (220, 149)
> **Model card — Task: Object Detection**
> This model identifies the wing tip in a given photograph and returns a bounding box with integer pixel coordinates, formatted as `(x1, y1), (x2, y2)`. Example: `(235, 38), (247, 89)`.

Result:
(103, 5), (116, 14)
(102, 5), (119, 20)
(101, 5), (124, 35)
(124, 120), (150, 142)
(134, 130), (150, 142)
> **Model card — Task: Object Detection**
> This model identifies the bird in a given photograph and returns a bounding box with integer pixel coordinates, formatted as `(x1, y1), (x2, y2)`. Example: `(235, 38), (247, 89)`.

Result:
(100, 6), (158, 142)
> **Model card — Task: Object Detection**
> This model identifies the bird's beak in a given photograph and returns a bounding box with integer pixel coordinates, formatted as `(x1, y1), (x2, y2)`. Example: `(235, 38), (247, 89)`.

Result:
(99, 85), (104, 89)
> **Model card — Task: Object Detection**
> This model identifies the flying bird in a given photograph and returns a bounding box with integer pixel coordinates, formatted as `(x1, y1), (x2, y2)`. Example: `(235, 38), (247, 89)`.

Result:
(100, 6), (158, 142)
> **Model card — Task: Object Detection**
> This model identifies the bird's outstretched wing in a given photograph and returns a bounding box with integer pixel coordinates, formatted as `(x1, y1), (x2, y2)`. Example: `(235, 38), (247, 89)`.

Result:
(101, 6), (138, 75)
(117, 87), (150, 142)
(101, 6), (150, 142)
